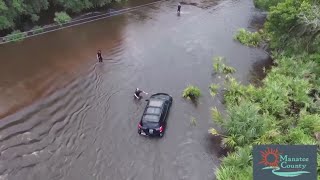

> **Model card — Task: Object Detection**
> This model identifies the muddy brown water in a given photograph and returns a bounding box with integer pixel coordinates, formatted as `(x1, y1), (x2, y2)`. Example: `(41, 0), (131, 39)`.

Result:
(0, 0), (269, 179)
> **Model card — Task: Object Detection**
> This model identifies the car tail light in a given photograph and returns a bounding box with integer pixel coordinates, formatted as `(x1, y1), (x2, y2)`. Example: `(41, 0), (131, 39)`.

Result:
(159, 126), (163, 133)
(138, 123), (142, 129)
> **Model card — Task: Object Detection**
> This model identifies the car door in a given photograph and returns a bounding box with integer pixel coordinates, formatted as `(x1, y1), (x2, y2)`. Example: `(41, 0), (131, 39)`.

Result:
(162, 101), (169, 122)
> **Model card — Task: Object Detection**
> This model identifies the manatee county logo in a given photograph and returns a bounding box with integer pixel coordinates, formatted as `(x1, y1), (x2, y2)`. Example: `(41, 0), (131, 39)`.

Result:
(258, 147), (310, 177)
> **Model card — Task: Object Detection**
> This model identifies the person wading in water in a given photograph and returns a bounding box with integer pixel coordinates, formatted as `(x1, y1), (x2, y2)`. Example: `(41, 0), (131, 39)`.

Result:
(177, 3), (181, 13)
(134, 88), (148, 100)
(97, 50), (103, 62)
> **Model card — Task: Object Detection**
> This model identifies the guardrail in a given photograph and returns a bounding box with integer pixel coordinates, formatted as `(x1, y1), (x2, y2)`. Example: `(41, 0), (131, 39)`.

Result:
(0, 0), (165, 44)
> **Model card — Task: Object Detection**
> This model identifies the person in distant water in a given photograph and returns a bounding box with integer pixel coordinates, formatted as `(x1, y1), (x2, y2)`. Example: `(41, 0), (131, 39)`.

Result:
(134, 88), (148, 99)
(97, 50), (103, 62)
(177, 3), (181, 13)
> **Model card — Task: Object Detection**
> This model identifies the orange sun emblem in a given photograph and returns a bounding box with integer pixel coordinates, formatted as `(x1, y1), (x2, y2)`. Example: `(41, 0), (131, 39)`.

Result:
(259, 147), (281, 167)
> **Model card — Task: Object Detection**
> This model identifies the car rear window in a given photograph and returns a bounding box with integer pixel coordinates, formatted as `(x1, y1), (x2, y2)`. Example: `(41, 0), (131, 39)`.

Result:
(146, 107), (161, 115)
(148, 100), (164, 108)
(142, 115), (160, 123)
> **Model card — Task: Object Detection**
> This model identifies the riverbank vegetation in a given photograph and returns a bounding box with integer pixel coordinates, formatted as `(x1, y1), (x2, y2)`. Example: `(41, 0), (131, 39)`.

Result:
(234, 28), (262, 47)
(4, 30), (26, 42)
(211, 0), (320, 179)
(0, 0), (121, 34)
(209, 84), (219, 98)
(213, 56), (236, 74)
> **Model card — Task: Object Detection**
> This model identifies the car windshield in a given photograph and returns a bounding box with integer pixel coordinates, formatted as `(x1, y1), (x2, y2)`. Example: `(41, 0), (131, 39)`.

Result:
(142, 114), (160, 123)
(145, 107), (161, 115)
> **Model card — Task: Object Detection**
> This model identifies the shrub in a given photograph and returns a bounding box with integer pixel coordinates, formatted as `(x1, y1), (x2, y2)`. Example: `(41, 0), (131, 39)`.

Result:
(182, 85), (201, 100)
(234, 28), (262, 47)
(223, 77), (256, 105)
(209, 84), (219, 97)
(5, 30), (26, 42)
(220, 102), (271, 149)
(31, 14), (39, 22)
(213, 57), (236, 74)
(297, 113), (320, 136)
(216, 146), (253, 180)
(32, 26), (44, 34)
(54, 11), (71, 25)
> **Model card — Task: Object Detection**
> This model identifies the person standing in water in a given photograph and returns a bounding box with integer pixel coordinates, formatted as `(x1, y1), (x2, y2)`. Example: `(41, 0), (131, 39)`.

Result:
(177, 3), (181, 13)
(134, 88), (148, 99)
(97, 50), (103, 62)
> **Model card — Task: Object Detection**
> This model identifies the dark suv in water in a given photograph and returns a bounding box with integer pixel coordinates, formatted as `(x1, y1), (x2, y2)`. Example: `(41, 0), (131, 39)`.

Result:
(138, 93), (173, 137)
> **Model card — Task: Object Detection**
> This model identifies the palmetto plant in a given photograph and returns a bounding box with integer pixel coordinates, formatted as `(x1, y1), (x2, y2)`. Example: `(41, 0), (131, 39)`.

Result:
(286, 128), (318, 145)
(209, 84), (220, 98)
(182, 85), (201, 100)
(297, 113), (320, 136)
(213, 57), (236, 75)
(214, 2), (320, 180)
(216, 146), (253, 180)
(211, 101), (276, 149)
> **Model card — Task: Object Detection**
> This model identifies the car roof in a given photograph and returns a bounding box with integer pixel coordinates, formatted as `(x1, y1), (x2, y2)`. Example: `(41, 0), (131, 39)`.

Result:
(142, 99), (165, 123)
(148, 99), (164, 108)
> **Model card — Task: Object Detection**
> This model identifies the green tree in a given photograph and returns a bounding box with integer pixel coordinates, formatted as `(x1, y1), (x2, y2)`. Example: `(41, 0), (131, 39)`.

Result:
(253, 0), (285, 10)
(54, 0), (93, 13)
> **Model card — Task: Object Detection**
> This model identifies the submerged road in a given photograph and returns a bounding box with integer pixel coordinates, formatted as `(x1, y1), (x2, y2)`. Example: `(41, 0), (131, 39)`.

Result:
(0, 0), (269, 179)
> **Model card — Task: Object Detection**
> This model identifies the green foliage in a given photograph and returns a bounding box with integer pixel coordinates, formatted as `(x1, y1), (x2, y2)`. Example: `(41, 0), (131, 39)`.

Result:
(214, 1), (320, 179)
(5, 30), (26, 42)
(223, 77), (256, 105)
(286, 128), (318, 145)
(0, 0), (114, 32)
(190, 117), (197, 126)
(234, 28), (262, 47)
(218, 102), (276, 149)
(208, 127), (220, 136)
(253, 0), (285, 10)
(0, 0), (49, 30)
(32, 26), (44, 34)
(264, 0), (320, 52)
(30, 14), (39, 22)
(211, 107), (223, 124)
(213, 57), (236, 74)
(298, 113), (320, 135)
(216, 146), (253, 180)
(182, 85), (201, 100)
(56, 0), (93, 13)
(209, 84), (219, 97)
(0, 16), (12, 30)
(54, 12), (72, 25)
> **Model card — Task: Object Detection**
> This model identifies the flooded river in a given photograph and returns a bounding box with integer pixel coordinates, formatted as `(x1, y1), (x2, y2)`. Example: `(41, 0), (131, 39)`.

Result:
(0, 0), (268, 179)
